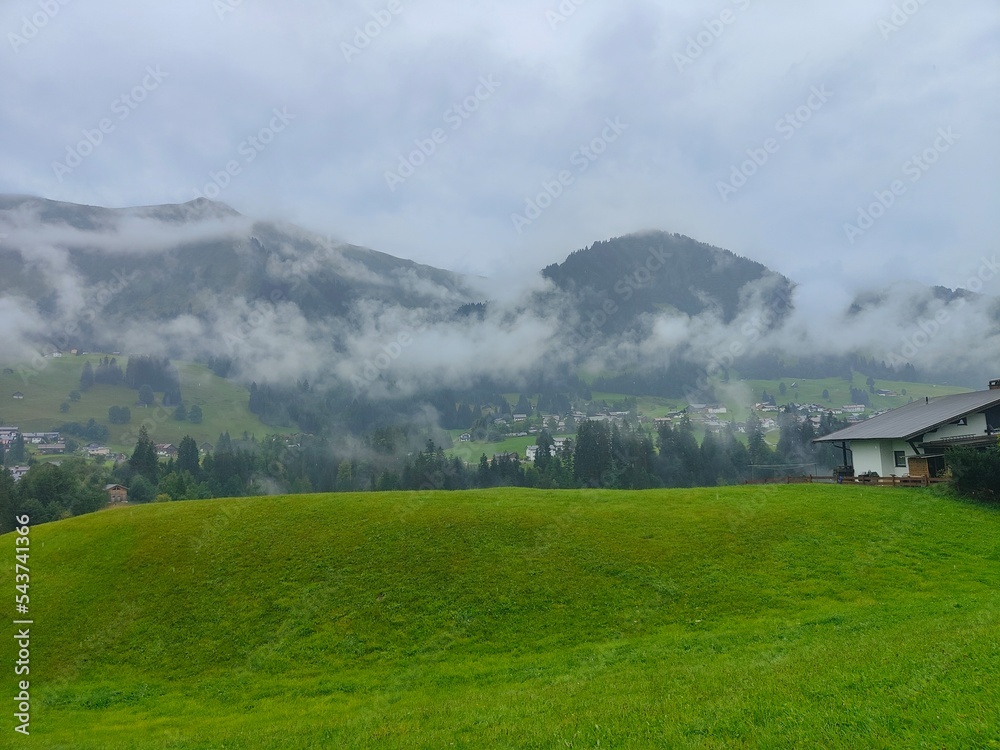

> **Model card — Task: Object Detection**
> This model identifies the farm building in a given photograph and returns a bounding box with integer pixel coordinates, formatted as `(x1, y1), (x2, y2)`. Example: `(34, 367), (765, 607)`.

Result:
(815, 381), (1000, 478)
(105, 484), (129, 504)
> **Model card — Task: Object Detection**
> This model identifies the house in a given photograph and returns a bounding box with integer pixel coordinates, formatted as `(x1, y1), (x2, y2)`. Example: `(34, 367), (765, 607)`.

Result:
(200, 442), (214, 454)
(36, 443), (66, 455)
(12, 392), (24, 400)
(512, 413), (528, 422)
(842, 404), (867, 414)
(815, 381), (1000, 478)
(104, 484), (128, 504)
(155, 443), (178, 458)
(9, 466), (30, 482)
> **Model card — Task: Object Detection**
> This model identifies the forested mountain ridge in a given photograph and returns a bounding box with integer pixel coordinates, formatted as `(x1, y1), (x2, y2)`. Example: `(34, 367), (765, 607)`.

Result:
(542, 231), (795, 330)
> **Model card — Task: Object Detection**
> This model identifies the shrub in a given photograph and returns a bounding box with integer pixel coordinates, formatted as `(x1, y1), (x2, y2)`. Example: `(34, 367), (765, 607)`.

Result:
(947, 446), (1000, 502)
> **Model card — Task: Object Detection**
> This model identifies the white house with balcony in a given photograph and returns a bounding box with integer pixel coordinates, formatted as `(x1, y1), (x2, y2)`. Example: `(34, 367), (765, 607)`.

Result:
(815, 381), (1000, 478)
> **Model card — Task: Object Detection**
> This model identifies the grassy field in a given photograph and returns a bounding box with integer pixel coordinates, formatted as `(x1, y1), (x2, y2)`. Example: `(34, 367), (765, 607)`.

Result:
(0, 354), (272, 449)
(737, 377), (970, 420)
(2, 485), (998, 748)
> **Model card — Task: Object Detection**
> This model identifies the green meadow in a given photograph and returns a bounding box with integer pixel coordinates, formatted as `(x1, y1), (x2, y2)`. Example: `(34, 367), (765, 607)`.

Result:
(2, 485), (998, 748)
(0, 354), (269, 449)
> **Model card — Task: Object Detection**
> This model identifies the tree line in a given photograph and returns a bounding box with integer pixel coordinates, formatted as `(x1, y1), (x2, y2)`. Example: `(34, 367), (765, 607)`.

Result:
(1, 407), (850, 531)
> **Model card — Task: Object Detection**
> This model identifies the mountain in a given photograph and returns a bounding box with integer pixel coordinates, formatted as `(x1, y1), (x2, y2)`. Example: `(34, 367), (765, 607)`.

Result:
(0, 195), (474, 323)
(0, 196), (480, 379)
(2, 195), (995, 392)
(541, 231), (795, 335)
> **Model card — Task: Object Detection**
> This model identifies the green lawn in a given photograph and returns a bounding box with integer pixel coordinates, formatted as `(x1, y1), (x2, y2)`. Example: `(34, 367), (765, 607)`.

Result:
(2, 485), (998, 748)
(0, 354), (272, 448)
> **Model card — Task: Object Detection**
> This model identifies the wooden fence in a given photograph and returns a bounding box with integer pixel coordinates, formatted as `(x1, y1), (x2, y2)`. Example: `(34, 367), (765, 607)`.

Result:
(743, 475), (950, 488)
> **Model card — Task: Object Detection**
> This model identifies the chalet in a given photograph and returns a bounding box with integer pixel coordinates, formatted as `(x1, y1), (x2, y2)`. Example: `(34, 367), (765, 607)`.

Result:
(842, 404), (867, 414)
(512, 414), (528, 422)
(155, 443), (178, 458)
(815, 381), (1000, 478)
(12, 392), (24, 400)
(36, 443), (66, 455)
(104, 484), (128, 504)
(9, 466), (30, 482)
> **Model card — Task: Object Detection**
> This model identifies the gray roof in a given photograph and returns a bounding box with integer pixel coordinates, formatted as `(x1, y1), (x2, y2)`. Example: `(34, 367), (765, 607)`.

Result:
(814, 389), (1000, 443)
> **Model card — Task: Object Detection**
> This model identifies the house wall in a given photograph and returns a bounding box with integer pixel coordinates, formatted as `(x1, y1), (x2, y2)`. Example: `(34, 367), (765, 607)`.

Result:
(851, 439), (915, 476)
(850, 441), (883, 475)
(920, 413), (987, 443)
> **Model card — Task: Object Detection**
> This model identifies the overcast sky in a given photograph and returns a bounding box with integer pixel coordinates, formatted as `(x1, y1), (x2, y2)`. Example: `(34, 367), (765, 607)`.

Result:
(2, 0), (998, 300)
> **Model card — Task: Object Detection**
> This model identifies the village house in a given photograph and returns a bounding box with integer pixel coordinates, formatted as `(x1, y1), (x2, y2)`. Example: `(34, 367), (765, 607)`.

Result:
(841, 404), (867, 414)
(104, 484), (129, 504)
(12, 392), (24, 400)
(155, 443), (178, 458)
(815, 381), (1000, 478)
(22, 432), (60, 444)
(9, 466), (30, 482)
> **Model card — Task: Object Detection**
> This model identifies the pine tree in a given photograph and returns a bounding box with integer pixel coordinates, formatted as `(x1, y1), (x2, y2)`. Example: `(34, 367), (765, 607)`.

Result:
(177, 436), (200, 478)
(129, 426), (159, 483)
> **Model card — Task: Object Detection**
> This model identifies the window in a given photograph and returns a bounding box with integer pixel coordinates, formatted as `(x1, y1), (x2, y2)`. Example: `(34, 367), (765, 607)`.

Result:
(952, 417), (968, 426)
(894, 451), (907, 468)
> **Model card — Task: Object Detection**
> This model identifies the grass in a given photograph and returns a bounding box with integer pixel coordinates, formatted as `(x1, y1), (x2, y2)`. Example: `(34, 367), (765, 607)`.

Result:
(0, 353), (272, 449)
(2, 485), (998, 748)
(735, 376), (970, 421)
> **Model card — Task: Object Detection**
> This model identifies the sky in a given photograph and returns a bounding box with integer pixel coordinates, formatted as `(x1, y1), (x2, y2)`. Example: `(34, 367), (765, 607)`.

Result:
(2, 0), (998, 300)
